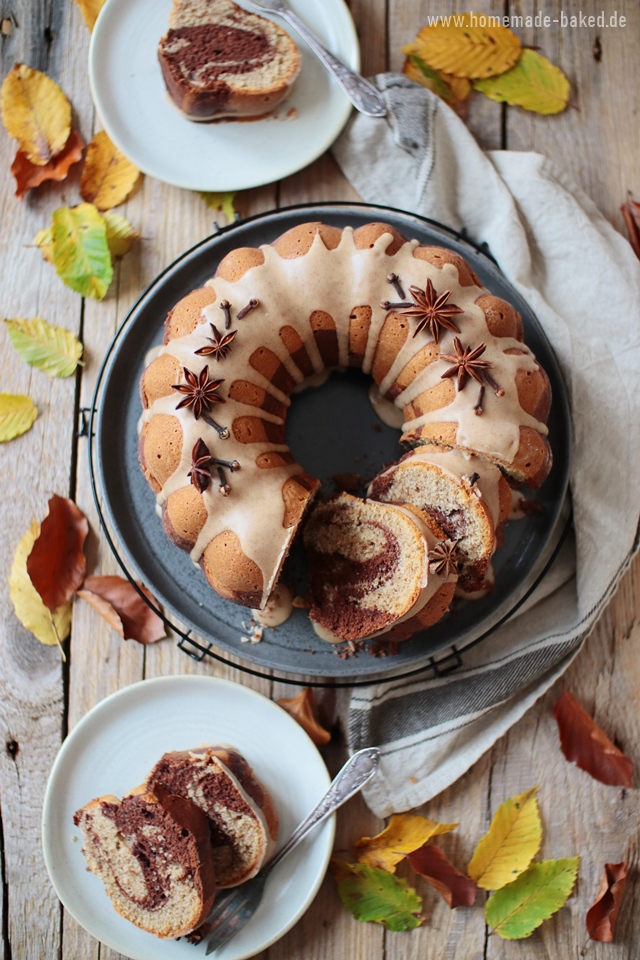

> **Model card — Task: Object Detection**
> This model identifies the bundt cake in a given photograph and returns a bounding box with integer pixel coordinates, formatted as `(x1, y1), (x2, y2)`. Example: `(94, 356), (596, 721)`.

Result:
(158, 0), (301, 121)
(138, 221), (552, 642)
(148, 745), (278, 887)
(304, 494), (458, 642)
(73, 785), (216, 938)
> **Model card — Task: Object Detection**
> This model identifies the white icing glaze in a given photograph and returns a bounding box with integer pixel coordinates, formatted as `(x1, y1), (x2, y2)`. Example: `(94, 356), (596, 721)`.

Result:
(368, 383), (404, 428)
(251, 583), (293, 626)
(140, 226), (548, 608)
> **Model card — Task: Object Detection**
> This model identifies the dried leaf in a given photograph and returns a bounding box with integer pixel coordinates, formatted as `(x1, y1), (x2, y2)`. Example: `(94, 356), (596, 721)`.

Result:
(77, 575), (166, 644)
(356, 814), (458, 873)
(102, 210), (140, 259)
(621, 200), (640, 260)
(403, 56), (471, 108)
(403, 16), (521, 80)
(485, 857), (580, 939)
(11, 128), (84, 199)
(73, 0), (106, 30)
(467, 787), (541, 890)
(331, 859), (423, 931)
(4, 317), (83, 378)
(1, 64), (71, 165)
(407, 844), (478, 908)
(198, 191), (237, 221)
(50, 203), (113, 300)
(553, 691), (633, 787)
(0, 393), (37, 442)
(80, 130), (142, 210)
(26, 495), (88, 612)
(586, 861), (629, 942)
(277, 688), (331, 746)
(9, 519), (71, 651)
(473, 49), (570, 115)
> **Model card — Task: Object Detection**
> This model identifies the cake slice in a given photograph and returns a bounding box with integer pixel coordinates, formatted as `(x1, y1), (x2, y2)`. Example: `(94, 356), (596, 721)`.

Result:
(158, 0), (301, 120)
(369, 444), (512, 594)
(73, 786), (216, 938)
(303, 494), (457, 643)
(148, 745), (279, 888)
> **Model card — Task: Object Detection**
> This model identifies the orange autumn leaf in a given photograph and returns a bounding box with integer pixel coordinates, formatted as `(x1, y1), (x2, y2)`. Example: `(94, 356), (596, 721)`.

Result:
(586, 861), (629, 942)
(277, 687), (331, 746)
(80, 130), (142, 210)
(553, 691), (633, 787)
(621, 200), (640, 260)
(356, 814), (458, 873)
(407, 844), (478, 908)
(77, 575), (166, 645)
(11, 128), (84, 199)
(26, 495), (88, 612)
(403, 56), (471, 109)
(1, 64), (71, 165)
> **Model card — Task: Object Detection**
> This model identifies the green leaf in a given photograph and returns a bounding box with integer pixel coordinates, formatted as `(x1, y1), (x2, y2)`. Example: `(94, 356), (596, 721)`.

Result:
(0, 392), (37, 441)
(102, 210), (140, 260)
(197, 191), (237, 221)
(485, 857), (580, 939)
(4, 317), (83, 378)
(473, 49), (570, 115)
(51, 203), (113, 300)
(331, 860), (423, 931)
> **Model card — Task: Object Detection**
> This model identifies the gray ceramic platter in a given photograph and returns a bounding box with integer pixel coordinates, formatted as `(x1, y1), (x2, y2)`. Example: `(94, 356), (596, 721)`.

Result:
(92, 203), (571, 682)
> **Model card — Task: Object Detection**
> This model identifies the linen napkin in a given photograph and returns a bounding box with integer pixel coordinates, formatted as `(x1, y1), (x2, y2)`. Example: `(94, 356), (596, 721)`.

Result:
(331, 74), (640, 818)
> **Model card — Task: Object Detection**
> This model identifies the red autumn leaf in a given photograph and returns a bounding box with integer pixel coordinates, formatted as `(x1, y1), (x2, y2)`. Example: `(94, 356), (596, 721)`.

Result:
(553, 691), (633, 787)
(26, 494), (88, 612)
(407, 844), (477, 908)
(621, 200), (640, 260)
(77, 575), (166, 645)
(11, 128), (84, 199)
(586, 861), (629, 942)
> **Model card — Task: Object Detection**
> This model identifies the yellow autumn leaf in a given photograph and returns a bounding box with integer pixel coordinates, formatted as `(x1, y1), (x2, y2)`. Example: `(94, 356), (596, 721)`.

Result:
(356, 814), (459, 873)
(80, 130), (142, 210)
(0, 393), (37, 441)
(473, 49), (570, 115)
(73, 0), (106, 30)
(33, 227), (54, 263)
(9, 519), (71, 652)
(1, 64), (71, 165)
(403, 15), (521, 80)
(467, 787), (542, 890)
(102, 211), (140, 259)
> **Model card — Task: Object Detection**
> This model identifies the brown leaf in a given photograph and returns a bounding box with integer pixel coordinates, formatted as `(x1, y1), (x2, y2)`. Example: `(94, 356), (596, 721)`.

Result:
(26, 495), (88, 611)
(553, 691), (633, 787)
(11, 128), (84, 199)
(277, 688), (331, 746)
(78, 575), (166, 644)
(621, 200), (640, 260)
(407, 844), (478, 908)
(586, 861), (629, 942)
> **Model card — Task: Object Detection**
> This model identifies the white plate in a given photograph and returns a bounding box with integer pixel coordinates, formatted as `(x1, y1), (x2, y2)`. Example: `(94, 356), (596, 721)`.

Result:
(88, 0), (360, 191)
(42, 675), (334, 960)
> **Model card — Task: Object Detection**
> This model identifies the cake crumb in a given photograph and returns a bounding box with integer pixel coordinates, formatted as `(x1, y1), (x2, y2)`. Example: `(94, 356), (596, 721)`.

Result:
(240, 619), (264, 644)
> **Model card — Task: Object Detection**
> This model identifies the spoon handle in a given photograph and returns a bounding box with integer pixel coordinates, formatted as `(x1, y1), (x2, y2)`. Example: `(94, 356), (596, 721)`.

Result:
(279, 9), (386, 117)
(263, 747), (380, 877)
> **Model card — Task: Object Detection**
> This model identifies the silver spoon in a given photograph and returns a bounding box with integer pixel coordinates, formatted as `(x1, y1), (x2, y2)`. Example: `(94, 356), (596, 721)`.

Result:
(245, 0), (387, 117)
(199, 747), (380, 955)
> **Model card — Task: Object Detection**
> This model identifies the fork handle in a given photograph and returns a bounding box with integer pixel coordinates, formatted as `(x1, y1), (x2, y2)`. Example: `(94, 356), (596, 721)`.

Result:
(263, 747), (380, 877)
(278, 9), (386, 117)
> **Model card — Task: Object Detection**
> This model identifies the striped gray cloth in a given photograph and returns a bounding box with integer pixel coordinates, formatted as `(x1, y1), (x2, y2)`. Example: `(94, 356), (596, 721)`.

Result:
(332, 75), (640, 818)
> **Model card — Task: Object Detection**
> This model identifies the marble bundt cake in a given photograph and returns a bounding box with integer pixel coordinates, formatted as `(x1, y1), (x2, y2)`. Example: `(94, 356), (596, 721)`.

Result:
(158, 0), (301, 121)
(74, 785), (216, 938)
(148, 745), (279, 887)
(138, 221), (552, 640)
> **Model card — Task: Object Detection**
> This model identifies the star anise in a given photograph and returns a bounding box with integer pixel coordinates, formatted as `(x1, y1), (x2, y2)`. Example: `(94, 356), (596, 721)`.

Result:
(428, 539), (460, 579)
(381, 278), (463, 343)
(188, 437), (240, 496)
(194, 323), (237, 362)
(440, 337), (492, 391)
(172, 365), (225, 420)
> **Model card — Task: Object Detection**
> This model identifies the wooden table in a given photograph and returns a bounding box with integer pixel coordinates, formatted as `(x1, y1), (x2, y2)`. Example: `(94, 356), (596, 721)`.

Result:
(2, 1), (639, 957)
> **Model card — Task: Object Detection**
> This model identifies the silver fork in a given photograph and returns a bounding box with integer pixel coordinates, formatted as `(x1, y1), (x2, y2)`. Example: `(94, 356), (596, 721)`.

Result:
(197, 746), (380, 955)
(245, 0), (387, 117)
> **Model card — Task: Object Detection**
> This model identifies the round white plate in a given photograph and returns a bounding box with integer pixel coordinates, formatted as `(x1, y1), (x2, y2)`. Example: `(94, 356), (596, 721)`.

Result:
(42, 675), (334, 960)
(88, 0), (360, 191)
